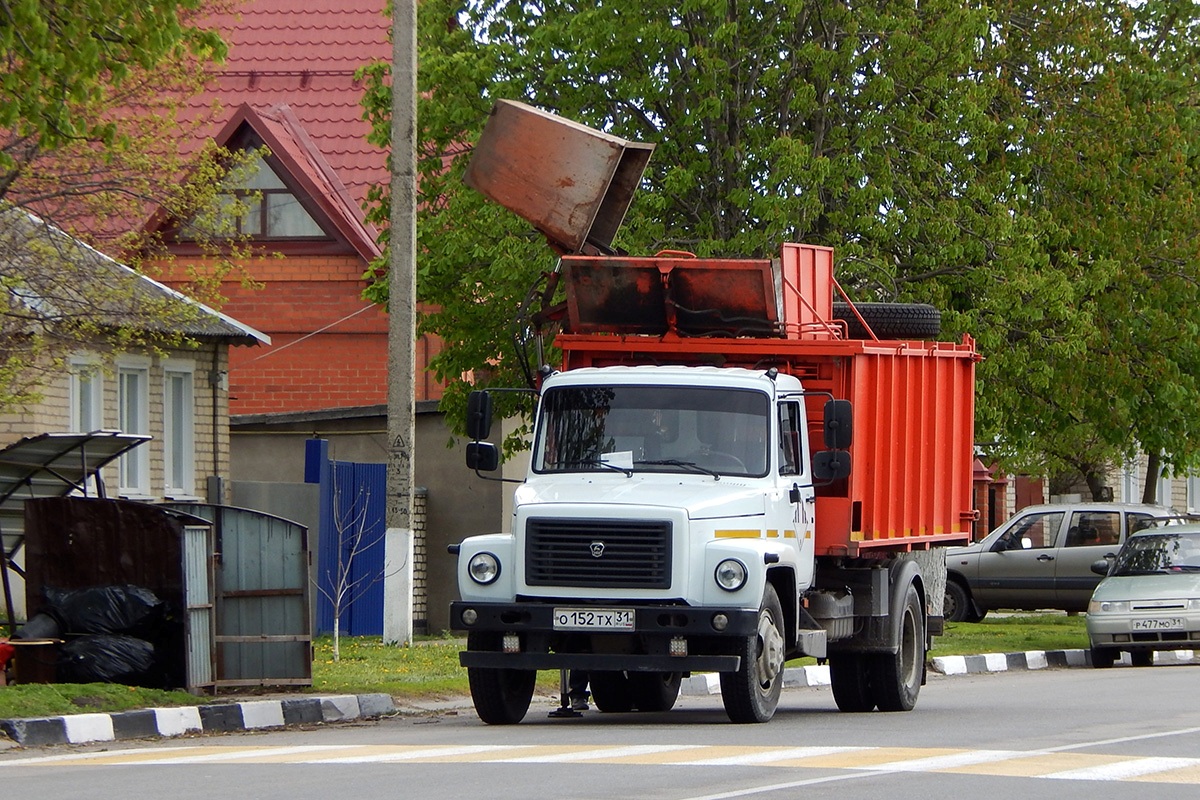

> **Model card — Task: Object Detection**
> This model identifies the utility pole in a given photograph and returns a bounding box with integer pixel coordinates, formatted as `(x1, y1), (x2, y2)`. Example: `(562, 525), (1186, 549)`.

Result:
(383, 0), (417, 645)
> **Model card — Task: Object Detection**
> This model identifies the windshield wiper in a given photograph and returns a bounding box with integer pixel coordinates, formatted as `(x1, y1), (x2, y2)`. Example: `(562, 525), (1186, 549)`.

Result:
(634, 458), (722, 480)
(548, 458), (633, 477)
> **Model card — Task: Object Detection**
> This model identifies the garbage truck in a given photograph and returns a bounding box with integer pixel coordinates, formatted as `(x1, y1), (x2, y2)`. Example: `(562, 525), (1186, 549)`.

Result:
(449, 100), (979, 724)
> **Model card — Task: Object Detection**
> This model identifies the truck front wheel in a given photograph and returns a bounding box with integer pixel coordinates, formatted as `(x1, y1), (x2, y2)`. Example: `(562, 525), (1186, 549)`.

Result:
(720, 584), (786, 723)
(466, 632), (536, 724)
(870, 584), (925, 712)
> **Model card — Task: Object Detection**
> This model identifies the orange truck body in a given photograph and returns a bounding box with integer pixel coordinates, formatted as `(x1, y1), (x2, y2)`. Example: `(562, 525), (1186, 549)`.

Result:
(554, 244), (979, 556)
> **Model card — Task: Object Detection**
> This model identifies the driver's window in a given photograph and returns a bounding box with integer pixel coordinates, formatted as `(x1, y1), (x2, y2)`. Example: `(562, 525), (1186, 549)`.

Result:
(778, 402), (802, 476)
(996, 512), (1064, 551)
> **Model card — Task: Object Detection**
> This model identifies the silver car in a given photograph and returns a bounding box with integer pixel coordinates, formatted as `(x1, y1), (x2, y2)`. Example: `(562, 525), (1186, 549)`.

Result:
(1086, 524), (1200, 667)
(944, 503), (1173, 622)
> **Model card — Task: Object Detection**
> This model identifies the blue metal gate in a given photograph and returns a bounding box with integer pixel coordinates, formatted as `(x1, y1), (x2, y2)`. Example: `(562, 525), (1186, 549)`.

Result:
(307, 440), (386, 635)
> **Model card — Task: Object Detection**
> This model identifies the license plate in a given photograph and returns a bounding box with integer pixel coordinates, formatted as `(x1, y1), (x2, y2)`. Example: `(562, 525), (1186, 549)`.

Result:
(1132, 617), (1184, 631)
(552, 607), (635, 631)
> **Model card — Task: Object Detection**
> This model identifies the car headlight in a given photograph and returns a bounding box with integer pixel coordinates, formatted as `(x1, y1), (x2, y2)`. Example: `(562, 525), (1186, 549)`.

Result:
(715, 559), (748, 591)
(1190, 598), (1200, 611)
(1087, 599), (1129, 613)
(467, 552), (501, 585)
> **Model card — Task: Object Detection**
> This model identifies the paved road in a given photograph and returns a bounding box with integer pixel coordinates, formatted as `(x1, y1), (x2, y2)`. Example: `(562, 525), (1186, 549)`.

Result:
(3, 663), (1199, 800)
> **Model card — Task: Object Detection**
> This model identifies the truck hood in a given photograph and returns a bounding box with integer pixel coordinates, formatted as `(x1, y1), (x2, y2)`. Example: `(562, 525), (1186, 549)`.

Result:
(517, 476), (766, 520)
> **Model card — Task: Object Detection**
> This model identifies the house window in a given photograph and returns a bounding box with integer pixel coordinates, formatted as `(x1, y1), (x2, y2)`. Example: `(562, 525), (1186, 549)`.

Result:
(209, 150), (326, 239)
(118, 360), (151, 496)
(163, 363), (195, 497)
(69, 357), (104, 433)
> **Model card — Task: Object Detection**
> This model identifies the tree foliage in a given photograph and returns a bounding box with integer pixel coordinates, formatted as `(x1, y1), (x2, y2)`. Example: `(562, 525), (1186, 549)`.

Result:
(362, 0), (1200, 489)
(1, 1), (256, 413)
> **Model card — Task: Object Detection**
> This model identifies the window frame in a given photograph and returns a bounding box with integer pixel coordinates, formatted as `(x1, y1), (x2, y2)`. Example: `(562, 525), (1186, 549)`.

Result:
(68, 355), (104, 433)
(117, 357), (152, 497)
(162, 360), (197, 499)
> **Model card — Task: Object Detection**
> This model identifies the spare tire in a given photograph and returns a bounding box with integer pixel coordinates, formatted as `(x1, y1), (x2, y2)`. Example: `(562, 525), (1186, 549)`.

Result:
(832, 302), (941, 340)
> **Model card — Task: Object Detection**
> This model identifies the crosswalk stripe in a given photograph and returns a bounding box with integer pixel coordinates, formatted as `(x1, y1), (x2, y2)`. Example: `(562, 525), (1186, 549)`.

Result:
(4, 742), (1200, 785)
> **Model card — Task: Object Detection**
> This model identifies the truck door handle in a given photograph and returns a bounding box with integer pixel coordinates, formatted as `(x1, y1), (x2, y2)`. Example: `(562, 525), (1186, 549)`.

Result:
(1036, 554), (1054, 562)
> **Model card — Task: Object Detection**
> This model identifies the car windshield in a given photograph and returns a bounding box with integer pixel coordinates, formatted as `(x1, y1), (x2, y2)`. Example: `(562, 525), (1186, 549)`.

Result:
(1109, 531), (1200, 575)
(532, 385), (770, 478)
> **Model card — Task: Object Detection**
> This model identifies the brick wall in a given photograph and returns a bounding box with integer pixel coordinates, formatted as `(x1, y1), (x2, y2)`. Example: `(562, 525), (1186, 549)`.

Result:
(162, 254), (443, 415)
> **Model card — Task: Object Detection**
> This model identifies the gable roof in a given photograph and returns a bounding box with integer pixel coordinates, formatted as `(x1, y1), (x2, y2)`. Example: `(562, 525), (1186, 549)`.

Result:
(215, 103), (382, 261)
(3, 205), (269, 346)
(180, 0), (391, 257)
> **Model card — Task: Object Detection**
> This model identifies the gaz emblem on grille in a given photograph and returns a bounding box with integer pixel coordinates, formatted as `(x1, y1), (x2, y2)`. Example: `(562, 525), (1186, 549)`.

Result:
(590, 541), (606, 558)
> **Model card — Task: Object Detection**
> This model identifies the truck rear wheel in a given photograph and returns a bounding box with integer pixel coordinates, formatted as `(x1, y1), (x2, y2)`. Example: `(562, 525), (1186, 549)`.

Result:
(871, 584), (924, 712)
(629, 671), (682, 712)
(465, 632), (536, 725)
(720, 584), (785, 723)
(829, 653), (876, 712)
(589, 671), (635, 712)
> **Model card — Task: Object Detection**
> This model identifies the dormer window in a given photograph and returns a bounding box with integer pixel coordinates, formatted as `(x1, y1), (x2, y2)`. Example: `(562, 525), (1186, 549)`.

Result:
(215, 149), (327, 239)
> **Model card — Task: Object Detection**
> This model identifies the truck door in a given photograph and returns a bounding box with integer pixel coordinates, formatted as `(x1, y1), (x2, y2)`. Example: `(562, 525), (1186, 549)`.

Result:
(773, 400), (815, 587)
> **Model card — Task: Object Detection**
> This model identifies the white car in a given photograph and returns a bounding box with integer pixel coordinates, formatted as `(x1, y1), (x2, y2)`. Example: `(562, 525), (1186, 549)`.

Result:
(1086, 524), (1200, 667)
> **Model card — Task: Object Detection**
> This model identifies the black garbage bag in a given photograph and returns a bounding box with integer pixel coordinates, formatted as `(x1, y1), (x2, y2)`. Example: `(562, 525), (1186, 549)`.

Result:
(57, 635), (157, 684)
(13, 611), (62, 640)
(42, 585), (167, 637)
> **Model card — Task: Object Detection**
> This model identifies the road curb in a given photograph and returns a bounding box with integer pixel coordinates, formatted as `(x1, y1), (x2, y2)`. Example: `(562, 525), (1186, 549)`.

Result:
(0, 693), (396, 748)
(930, 648), (1197, 675)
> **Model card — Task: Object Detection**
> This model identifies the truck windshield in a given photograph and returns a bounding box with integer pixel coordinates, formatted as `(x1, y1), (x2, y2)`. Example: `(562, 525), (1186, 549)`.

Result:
(533, 385), (770, 478)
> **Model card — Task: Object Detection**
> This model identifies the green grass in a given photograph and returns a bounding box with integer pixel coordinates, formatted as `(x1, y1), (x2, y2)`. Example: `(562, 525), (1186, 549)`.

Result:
(932, 613), (1088, 657)
(1, 616), (1089, 722)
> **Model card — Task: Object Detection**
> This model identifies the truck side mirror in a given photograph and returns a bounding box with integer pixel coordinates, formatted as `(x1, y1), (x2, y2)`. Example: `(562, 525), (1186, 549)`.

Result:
(466, 441), (499, 472)
(813, 450), (851, 481)
(466, 390), (494, 440)
(823, 399), (853, 449)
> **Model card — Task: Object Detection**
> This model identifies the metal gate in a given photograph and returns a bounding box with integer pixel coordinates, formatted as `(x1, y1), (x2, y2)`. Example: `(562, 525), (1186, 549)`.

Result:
(167, 503), (312, 687)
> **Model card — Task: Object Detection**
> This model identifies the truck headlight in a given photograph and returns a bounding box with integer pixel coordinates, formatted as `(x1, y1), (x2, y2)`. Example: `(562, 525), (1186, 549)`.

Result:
(468, 552), (501, 585)
(715, 559), (748, 591)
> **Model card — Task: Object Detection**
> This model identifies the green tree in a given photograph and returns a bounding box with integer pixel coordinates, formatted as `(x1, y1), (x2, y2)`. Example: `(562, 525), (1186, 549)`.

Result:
(1, 1), (257, 412)
(362, 0), (1200, 489)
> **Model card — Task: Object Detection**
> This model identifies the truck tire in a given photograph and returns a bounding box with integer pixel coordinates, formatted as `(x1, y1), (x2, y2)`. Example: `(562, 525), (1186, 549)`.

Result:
(589, 671), (635, 712)
(832, 302), (941, 340)
(465, 632), (536, 725)
(829, 653), (876, 712)
(720, 583), (786, 723)
(629, 671), (682, 712)
(870, 584), (924, 712)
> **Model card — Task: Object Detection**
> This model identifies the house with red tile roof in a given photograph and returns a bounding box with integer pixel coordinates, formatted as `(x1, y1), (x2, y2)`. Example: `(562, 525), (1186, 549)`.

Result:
(156, 0), (442, 416)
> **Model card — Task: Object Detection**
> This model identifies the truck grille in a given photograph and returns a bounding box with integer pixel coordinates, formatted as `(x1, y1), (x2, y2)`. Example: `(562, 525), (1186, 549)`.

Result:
(525, 518), (672, 589)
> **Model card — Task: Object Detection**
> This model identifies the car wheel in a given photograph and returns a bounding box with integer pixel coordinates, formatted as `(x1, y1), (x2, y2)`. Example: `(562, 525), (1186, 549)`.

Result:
(1089, 646), (1116, 669)
(1130, 650), (1154, 668)
(944, 581), (971, 623)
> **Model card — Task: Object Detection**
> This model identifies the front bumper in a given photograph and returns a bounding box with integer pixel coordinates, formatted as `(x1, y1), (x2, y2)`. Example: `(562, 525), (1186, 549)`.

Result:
(450, 600), (759, 673)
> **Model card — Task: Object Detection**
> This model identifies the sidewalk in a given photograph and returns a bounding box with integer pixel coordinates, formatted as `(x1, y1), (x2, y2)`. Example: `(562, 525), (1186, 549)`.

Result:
(3, 648), (1196, 748)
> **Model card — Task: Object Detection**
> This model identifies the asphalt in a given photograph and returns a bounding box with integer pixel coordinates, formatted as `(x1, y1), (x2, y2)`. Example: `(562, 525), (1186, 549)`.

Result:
(2, 648), (1196, 749)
